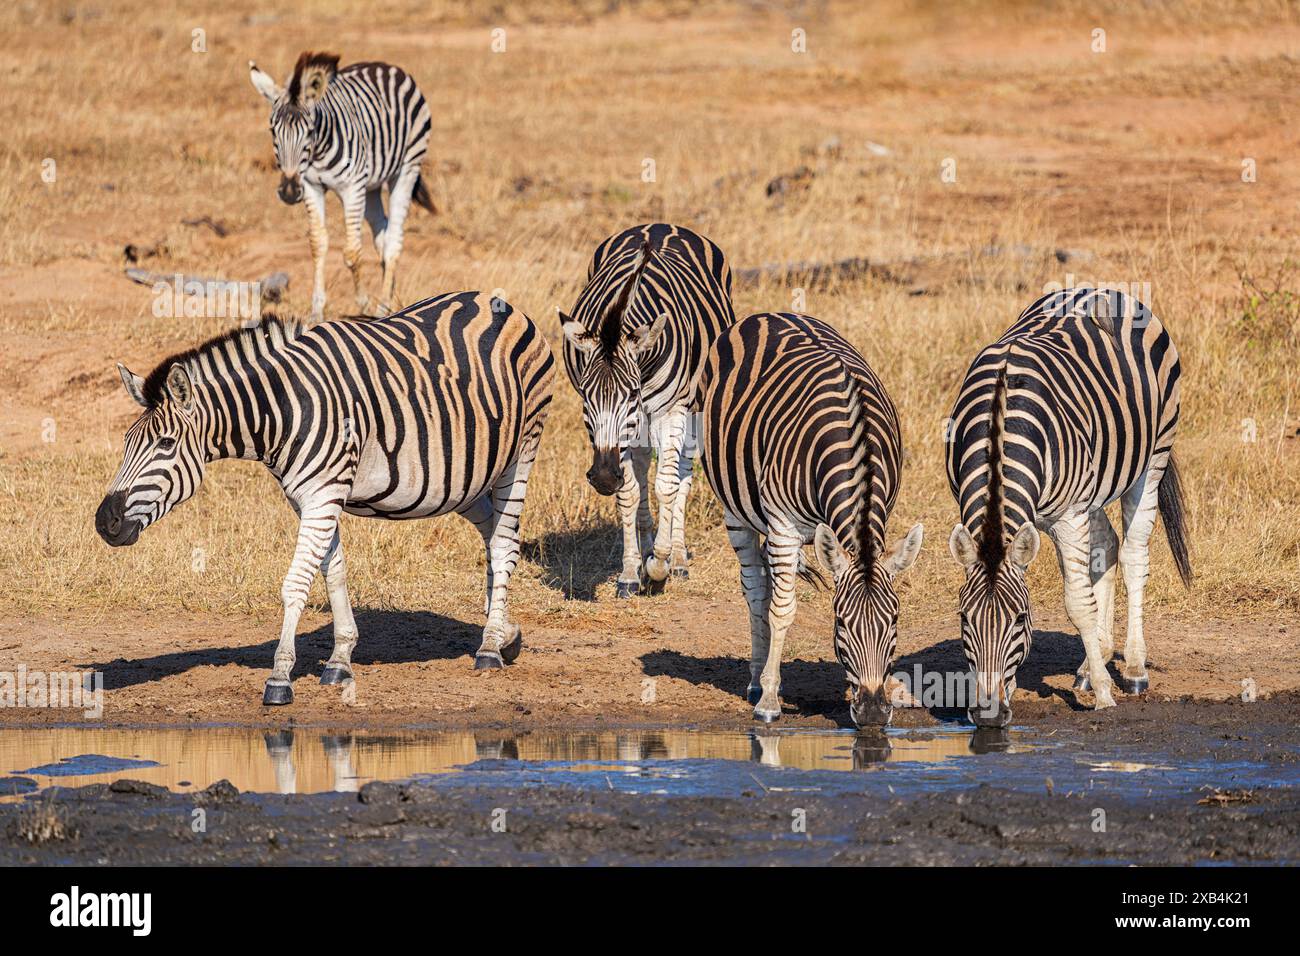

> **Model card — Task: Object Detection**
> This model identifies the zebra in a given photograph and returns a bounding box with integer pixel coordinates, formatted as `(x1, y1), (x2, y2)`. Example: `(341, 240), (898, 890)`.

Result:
(95, 292), (554, 705)
(698, 312), (924, 726)
(248, 51), (434, 321)
(559, 223), (735, 597)
(945, 287), (1190, 726)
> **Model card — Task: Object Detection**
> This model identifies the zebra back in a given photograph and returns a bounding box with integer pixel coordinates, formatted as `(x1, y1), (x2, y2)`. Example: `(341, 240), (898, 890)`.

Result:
(946, 287), (1182, 545)
(562, 223), (735, 415)
(700, 312), (901, 559)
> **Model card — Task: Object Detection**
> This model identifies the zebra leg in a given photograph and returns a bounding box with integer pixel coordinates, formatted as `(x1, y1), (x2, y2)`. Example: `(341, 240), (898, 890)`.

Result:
(364, 188), (389, 273)
(264, 505), (342, 705)
(1049, 512), (1115, 709)
(643, 407), (689, 586)
(319, 528), (360, 687)
(1117, 458), (1167, 695)
(303, 181), (329, 321)
(725, 515), (770, 706)
(615, 447), (649, 598)
(633, 444), (654, 562)
(1074, 508), (1120, 690)
(340, 185), (372, 314)
(380, 167), (420, 310)
(755, 525), (801, 722)
(668, 421), (696, 578)
(471, 446), (538, 669)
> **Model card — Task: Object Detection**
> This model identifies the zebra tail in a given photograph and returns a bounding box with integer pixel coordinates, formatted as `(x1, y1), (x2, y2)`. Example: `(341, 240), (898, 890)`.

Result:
(1157, 452), (1193, 588)
(412, 175), (437, 214)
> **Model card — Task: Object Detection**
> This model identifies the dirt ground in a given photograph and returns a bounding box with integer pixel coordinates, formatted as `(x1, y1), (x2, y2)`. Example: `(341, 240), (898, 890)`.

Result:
(0, 601), (1293, 729)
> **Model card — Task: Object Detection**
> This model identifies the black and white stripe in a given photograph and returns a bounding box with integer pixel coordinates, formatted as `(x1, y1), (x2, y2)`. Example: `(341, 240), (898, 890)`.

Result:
(698, 312), (923, 727)
(945, 287), (1190, 725)
(250, 52), (434, 320)
(97, 292), (554, 704)
(559, 222), (735, 597)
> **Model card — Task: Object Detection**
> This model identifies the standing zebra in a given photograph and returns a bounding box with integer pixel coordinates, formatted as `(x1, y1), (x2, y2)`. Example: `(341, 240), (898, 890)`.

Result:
(95, 292), (554, 705)
(698, 313), (923, 726)
(945, 287), (1190, 726)
(249, 52), (434, 321)
(560, 223), (735, 597)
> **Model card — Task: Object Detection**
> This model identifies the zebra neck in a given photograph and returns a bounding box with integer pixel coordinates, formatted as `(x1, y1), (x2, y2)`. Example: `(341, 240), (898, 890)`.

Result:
(195, 349), (297, 466)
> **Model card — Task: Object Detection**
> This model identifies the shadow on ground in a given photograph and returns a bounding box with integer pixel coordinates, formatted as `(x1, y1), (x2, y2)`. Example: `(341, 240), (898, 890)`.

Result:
(523, 521), (624, 601)
(81, 609), (481, 690)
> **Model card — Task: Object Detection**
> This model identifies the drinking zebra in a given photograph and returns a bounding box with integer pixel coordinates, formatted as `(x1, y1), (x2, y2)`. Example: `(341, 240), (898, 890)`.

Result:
(559, 223), (735, 597)
(249, 52), (434, 321)
(95, 292), (554, 705)
(945, 287), (1190, 726)
(698, 312), (924, 726)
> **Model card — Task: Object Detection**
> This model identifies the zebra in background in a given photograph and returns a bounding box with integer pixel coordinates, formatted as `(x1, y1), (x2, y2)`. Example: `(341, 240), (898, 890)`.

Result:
(698, 313), (923, 726)
(249, 52), (434, 320)
(560, 223), (735, 597)
(95, 292), (554, 704)
(945, 287), (1190, 726)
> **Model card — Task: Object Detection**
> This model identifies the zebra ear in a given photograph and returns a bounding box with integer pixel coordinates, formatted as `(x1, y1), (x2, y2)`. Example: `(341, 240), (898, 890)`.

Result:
(1010, 523), (1040, 568)
(249, 61), (283, 103)
(117, 363), (147, 408)
(883, 523), (924, 577)
(814, 524), (849, 580)
(165, 364), (194, 411)
(294, 54), (338, 109)
(628, 313), (668, 355)
(559, 313), (598, 354)
(949, 524), (978, 568)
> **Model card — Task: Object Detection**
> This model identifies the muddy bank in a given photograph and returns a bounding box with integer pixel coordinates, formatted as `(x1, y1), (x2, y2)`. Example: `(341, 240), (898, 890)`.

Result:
(2, 693), (1297, 865)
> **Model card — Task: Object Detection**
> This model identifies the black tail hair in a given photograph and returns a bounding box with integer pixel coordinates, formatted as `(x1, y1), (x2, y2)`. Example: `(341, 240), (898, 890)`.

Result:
(412, 175), (437, 214)
(1157, 453), (1193, 587)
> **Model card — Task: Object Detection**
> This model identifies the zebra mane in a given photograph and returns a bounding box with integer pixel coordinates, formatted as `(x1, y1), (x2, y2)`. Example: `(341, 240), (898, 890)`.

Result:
(978, 364), (1009, 574)
(140, 315), (304, 408)
(598, 239), (655, 360)
(839, 358), (876, 577)
(288, 51), (340, 105)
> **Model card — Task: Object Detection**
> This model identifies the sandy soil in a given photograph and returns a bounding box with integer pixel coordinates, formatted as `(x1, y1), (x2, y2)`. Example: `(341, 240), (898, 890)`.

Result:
(0, 602), (1293, 730)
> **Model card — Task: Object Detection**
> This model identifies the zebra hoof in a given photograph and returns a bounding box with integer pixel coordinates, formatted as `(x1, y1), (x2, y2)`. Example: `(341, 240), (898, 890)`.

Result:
(474, 653), (504, 670)
(500, 627), (523, 665)
(320, 665), (351, 686)
(645, 576), (666, 596)
(1117, 674), (1149, 695)
(615, 580), (641, 599)
(670, 567), (689, 580)
(1073, 673), (1091, 692)
(262, 681), (293, 706)
(753, 707), (781, 724)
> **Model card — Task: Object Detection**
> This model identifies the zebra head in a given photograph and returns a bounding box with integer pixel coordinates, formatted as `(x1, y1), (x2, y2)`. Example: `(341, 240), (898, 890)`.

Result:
(559, 309), (668, 496)
(248, 52), (339, 205)
(815, 522), (924, 728)
(95, 363), (206, 548)
(948, 521), (1041, 727)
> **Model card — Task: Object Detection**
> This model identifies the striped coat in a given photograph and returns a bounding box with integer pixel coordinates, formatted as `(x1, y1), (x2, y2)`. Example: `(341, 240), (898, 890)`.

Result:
(97, 292), (554, 705)
(699, 312), (922, 726)
(946, 287), (1188, 724)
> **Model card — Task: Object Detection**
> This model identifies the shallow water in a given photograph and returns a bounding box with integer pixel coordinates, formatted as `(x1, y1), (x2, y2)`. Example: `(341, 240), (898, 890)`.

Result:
(1, 723), (1295, 803)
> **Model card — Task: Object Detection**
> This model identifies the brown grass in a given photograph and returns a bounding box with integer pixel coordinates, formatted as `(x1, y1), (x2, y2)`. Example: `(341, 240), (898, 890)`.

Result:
(0, 0), (1297, 640)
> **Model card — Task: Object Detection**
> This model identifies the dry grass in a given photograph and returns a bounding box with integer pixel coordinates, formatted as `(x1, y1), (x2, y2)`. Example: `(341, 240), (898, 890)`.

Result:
(0, 0), (1298, 635)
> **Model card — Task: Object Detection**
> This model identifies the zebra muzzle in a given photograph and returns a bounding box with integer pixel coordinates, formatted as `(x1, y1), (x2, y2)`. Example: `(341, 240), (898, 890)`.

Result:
(95, 491), (140, 547)
(850, 685), (893, 728)
(586, 449), (622, 496)
(277, 175), (304, 205)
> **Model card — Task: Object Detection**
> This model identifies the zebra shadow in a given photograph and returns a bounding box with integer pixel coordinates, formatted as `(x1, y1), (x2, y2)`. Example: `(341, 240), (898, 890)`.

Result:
(892, 628), (1089, 718)
(81, 609), (481, 691)
(638, 649), (856, 727)
(522, 520), (624, 602)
